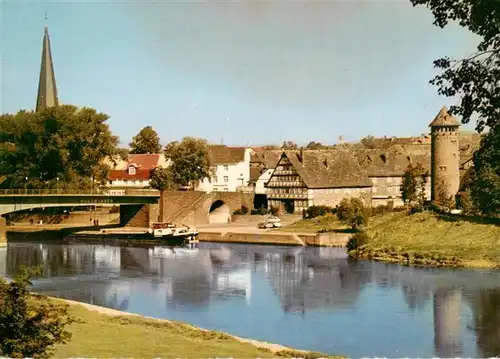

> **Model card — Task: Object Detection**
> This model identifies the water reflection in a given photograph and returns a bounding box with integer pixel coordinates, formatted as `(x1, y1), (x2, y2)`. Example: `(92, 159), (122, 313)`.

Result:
(3, 241), (500, 358)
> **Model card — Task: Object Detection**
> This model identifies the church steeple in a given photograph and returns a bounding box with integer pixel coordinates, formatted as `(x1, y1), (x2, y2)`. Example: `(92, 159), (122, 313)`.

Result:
(36, 25), (59, 111)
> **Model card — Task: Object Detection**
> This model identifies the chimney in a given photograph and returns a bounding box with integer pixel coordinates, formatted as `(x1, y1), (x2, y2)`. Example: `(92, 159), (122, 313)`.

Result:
(298, 147), (304, 163)
(339, 135), (344, 144)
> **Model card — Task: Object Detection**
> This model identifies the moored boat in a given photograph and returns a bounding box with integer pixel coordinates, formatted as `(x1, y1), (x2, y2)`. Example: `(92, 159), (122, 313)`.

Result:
(148, 222), (199, 246)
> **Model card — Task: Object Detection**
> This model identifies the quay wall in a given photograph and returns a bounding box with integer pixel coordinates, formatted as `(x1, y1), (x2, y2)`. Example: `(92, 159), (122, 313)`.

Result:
(198, 230), (350, 247)
(0, 216), (6, 246)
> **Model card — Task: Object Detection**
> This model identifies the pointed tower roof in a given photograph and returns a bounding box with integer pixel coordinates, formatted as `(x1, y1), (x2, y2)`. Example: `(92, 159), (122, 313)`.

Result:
(36, 25), (59, 111)
(429, 106), (460, 127)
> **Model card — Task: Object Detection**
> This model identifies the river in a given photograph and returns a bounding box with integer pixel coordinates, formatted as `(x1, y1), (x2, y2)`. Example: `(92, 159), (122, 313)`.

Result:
(1, 240), (500, 358)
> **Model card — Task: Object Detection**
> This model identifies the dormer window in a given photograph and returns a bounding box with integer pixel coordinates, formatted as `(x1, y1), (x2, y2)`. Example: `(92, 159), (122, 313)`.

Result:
(128, 166), (136, 175)
(380, 154), (387, 163)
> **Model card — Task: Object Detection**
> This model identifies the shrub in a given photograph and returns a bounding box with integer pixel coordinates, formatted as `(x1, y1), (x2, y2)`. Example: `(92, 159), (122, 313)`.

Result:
(250, 207), (269, 215)
(0, 266), (76, 359)
(346, 231), (370, 252)
(270, 206), (280, 216)
(306, 205), (334, 219)
(337, 197), (369, 229)
(233, 206), (249, 216)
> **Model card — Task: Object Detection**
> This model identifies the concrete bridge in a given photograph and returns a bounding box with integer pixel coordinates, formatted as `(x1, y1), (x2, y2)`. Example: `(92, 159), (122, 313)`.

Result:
(0, 189), (160, 216)
(0, 189), (161, 243)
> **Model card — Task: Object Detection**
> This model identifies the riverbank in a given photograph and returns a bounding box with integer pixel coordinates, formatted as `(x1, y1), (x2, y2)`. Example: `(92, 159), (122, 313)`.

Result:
(46, 296), (339, 358)
(350, 211), (500, 269)
(6, 223), (351, 247)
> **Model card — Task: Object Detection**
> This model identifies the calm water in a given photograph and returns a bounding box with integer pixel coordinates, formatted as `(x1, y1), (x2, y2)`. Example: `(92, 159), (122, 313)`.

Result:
(1, 240), (500, 358)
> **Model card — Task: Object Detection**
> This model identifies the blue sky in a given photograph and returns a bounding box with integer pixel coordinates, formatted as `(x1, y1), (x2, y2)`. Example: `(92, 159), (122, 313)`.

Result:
(1, 0), (479, 147)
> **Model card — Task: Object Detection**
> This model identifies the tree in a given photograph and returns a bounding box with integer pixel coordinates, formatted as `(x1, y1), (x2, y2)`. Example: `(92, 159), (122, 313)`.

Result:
(360, 135), (377, 149)
(470, 126), (500, 215)
(305, 141), (326, 150)
(337, 197), (369, 230)
(149, 167), (175, 191)
(129, 126), (162, 154)
(163, 137), (212, 188)
(0, 106), (119, 190)
(401, 163), (428, 206)
(410, 0), (500, 132)
(0, 267), (75, 358)
(281, 141), (298, 150)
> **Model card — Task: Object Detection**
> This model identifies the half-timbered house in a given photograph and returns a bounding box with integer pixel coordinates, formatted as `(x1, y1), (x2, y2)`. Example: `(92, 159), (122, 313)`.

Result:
(266, 149), (373, 213)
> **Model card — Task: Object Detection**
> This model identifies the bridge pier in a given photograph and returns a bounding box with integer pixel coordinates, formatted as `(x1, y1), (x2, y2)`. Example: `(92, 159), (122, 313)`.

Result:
(0, 216), (6, 246)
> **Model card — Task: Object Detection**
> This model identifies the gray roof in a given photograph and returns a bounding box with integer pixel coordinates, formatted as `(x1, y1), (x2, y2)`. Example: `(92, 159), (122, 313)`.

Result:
(36, 26), (59, 111)
(282, 149), (373, 188)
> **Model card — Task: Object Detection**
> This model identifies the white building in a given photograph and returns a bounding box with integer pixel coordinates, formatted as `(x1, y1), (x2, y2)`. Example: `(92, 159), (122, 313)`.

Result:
(249, 150), (282, 195)
(196, 146), (254, 193)
(106, 154), (168, 194)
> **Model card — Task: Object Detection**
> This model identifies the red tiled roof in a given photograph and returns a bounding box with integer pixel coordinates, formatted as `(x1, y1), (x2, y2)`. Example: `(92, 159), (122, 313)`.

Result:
(127, 154), (161, 170)
(107, 169), (152, 181)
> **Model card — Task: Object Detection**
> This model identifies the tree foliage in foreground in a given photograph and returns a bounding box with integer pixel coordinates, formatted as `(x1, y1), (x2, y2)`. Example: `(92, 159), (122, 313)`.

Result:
(163, 137), (212, 188)
(129, 126), (162, 154)
(471, 126), (500, 216)
(410, 0), (500, 132)
(0, 267), (75, 358)
(0, 106), (119, 189)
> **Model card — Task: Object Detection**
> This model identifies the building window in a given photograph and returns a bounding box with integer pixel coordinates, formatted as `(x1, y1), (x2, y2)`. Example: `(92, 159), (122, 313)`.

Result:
(213, 176), (218, 183)
(224, 165), (228, 171)
(224, 176), (229, 183)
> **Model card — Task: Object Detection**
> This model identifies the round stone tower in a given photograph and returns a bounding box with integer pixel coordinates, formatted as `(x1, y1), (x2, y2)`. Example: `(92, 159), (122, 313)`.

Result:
(430, 106), (461, 203)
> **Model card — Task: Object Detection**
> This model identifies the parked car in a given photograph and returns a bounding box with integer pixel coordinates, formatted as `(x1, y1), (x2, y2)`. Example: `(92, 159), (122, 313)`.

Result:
(257, 216), (282, 229)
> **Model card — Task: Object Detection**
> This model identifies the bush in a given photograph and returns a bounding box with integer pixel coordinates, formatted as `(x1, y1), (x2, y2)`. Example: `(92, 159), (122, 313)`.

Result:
(305, 205), (335, 219)
(346, 231), (370, 252)
(337, 197), (369, 229)
(250, 207), (269, 215)
(233, 206), (249, 216)
(270, 206), (280, 216)
(0, 266), (76, 358)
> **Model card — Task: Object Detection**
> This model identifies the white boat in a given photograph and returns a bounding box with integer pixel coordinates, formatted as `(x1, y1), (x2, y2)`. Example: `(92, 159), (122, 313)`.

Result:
(148, 222), (199, 245)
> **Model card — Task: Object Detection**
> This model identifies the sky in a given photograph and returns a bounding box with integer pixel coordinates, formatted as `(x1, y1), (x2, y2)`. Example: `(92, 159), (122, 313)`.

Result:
(1, 0), (479, 147)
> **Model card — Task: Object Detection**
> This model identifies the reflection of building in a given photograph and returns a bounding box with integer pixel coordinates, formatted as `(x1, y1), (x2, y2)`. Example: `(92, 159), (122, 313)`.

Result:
(263, 249), (370, 313)
(433, 288), (463, 358)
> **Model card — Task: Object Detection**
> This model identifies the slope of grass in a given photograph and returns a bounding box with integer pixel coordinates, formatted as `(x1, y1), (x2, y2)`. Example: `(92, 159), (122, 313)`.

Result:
(275, 214), (347, 233)
(351, 211), (500, 268)
(50, 300), (340, 359)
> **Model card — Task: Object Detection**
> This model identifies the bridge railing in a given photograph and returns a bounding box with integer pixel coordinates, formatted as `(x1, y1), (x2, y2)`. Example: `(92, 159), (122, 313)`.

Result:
(0, 188), (160, 196)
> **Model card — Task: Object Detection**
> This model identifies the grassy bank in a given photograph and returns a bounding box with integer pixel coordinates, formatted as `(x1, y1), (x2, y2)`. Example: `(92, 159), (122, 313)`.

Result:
(351, 211), (500, 269)
(49, 298), (339, 359)
(275, 214), (348, 233)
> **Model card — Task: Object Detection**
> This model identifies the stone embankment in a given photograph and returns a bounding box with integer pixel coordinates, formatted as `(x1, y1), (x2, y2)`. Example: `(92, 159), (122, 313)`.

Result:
(198, 227), (350, 247)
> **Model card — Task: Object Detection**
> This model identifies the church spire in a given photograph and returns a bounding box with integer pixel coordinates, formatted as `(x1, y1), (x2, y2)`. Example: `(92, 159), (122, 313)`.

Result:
(36, 24), (59, 111)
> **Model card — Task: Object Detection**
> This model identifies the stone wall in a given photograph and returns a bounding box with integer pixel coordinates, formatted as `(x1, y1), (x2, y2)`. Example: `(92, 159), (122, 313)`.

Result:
(120, 204), (158, 227)
(159, 191), (255, 226)
(311, 187), (372, 207)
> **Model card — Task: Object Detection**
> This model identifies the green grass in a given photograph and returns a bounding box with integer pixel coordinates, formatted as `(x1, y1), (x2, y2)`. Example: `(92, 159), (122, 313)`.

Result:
(352, 211), (500, 268)
(50, 300), (340, 359)
(275, 214), (347, 233)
